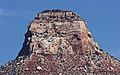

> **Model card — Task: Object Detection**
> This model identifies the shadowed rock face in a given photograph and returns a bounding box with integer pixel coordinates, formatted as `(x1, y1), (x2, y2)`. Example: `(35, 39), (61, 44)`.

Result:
(0, 10), (120, 75)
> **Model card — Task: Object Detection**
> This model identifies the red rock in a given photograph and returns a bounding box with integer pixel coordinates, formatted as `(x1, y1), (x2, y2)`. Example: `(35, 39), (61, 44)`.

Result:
(0, 10), (120, 75)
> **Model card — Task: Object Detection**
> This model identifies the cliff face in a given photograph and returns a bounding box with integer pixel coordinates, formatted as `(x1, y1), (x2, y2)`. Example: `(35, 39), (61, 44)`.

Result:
(0, 10), (120, 75)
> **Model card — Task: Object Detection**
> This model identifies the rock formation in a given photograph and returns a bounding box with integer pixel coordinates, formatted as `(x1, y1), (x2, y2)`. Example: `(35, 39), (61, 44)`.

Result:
(0, 10), (120, 75)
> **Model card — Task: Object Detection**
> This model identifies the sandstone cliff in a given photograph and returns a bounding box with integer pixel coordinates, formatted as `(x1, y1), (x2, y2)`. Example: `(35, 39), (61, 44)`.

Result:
(0, 10), (120, 75)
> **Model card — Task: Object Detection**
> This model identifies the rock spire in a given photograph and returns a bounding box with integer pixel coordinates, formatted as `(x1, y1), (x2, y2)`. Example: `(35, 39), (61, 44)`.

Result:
(0, 10), (120, 75)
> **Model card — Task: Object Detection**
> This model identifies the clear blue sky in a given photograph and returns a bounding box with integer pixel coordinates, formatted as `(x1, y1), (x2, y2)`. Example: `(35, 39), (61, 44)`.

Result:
(0, 0), (120, 65)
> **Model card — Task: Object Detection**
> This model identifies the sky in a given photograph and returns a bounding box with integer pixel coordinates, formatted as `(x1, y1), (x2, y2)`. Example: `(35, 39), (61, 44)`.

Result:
(0, 0), (120, 65)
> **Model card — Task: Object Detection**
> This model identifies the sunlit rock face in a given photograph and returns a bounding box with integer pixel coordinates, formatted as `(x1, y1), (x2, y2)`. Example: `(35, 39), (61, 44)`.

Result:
(0, 10), (120, 75)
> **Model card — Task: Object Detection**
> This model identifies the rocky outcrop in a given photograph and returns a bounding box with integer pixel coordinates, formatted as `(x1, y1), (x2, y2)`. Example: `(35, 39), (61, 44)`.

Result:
(0, 10), (120, 75)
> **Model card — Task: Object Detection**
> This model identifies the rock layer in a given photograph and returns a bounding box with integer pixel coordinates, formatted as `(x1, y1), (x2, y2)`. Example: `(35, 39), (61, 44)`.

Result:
(0, 10), (120, 75)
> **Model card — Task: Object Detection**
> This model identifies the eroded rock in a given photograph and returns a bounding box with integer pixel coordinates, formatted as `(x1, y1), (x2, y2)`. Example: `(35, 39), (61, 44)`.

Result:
(0, 10), (120, 75)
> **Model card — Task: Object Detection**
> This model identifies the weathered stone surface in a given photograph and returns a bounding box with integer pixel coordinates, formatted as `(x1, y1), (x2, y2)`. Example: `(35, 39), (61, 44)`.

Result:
(0, 10), (120, 75)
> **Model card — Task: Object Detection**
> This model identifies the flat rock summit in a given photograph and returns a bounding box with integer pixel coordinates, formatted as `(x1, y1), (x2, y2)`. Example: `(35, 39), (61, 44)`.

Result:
(0, 10), (120, 75)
